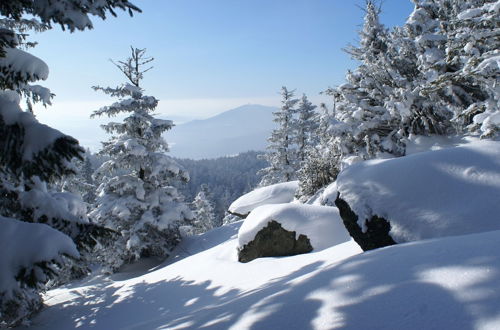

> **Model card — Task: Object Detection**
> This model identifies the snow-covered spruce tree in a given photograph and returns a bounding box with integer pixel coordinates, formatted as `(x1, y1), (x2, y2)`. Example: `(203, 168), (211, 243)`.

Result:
(411, 0), (500, 138)
(328, 1), (405, 166)
(0, 17), (52, 114)
(54, 150), (98, 206)
(0, 1), (139, 326)
(295, 94), (318, 162)
(190, 184), (216, 235)
(259, 86), (299, 186)
(394, 0), (456, 136)
(296, 103), (340, 200)
(90, 47), (192, 270)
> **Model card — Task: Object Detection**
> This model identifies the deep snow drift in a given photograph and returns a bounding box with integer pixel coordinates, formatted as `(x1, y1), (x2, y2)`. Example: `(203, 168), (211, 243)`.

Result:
(22, 220), (500, 330)
(336, 139), (500, 242)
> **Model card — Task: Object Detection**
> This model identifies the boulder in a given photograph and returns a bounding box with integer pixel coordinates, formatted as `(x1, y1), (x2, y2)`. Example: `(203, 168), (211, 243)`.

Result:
(334, 140), (500, 250)
(238, 220), (313, 263)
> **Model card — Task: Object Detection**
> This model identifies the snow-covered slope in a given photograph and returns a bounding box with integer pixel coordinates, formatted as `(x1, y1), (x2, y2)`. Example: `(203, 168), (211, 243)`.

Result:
(164, 104), (276, 159)
(23, 220), (500, 330)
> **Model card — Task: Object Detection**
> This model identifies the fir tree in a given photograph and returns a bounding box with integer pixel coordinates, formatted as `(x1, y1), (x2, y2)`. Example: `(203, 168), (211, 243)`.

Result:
(259, 86), (299, 186)
(190, 184), (216, 234)
(296, 103), (339, 199)
(329, 1), (404, 163)
(295, 94), (318, 162)
(90, 47), (192, 270)
(422, 0), (500, 137)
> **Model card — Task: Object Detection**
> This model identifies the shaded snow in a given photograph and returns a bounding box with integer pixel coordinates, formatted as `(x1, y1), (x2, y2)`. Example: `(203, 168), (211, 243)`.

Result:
(237, 203), (351, 251)
(229, 181), (298, 216)
(336, 139), (500, 242)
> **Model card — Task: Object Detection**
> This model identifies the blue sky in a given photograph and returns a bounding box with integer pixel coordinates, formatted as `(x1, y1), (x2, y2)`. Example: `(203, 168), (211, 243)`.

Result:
(31, 0), (414, 148)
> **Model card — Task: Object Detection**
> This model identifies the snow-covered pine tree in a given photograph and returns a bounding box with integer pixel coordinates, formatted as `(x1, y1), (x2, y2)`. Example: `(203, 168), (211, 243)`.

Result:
(259, 86), (299, 186)
(190, 184), (216, 234)
(394, 0), (455, 136)
(295, 94), (318, 162)
(296, 102), (340, 200)
(329, 1), (404, 164)
(90, 47), (192, 271)
(0, 17), (52, 113)
(55, 149), (97, 204)
(0, 1), (139, 326)
(415, 0), (500, 138)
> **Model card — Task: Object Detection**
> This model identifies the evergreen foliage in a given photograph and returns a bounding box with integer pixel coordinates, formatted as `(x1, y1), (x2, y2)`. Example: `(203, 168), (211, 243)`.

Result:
(0, 1), (139, 326)
(90, 47), (192, 271)
(296, 103), (340, 200)
(190, 184), (216, 235)
(176, 151), (267, 224)
(295, 94), (318, 163)
(259, 87), (300, 186)
(315, 0), (500, 194)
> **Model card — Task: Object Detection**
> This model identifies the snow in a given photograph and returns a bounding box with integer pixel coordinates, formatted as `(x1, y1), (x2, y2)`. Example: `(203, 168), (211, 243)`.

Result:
(21, 220), (500, 330)
(336, 139), (500, 242)
(20, 177), (89, 223)
(0, 48), (49, 81)
(0, 216), (78, 295)
(0, 91), (65, 161)
(228, 181), (299, 216)
(237, 203), (351, 251)
(476, 53), (500, 76)
(458, 8), (483, 20)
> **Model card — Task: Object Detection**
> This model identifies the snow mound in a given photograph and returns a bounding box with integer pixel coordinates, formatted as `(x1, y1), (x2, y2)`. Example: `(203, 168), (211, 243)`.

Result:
(336, 139), (500, 242)
(238, 203), (351, 251)
(229, 181), (298, 216)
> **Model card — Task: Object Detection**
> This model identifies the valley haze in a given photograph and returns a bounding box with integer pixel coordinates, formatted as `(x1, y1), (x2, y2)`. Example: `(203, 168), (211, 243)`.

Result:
(165, 104), (277, 159)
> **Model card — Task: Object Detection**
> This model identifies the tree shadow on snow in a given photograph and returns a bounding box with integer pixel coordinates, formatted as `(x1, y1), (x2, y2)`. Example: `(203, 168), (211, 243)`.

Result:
(27, 233), (500, 329)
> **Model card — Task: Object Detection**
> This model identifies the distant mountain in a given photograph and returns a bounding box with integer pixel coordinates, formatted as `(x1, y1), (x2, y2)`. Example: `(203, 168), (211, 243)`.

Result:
(164, 104), (277, 159)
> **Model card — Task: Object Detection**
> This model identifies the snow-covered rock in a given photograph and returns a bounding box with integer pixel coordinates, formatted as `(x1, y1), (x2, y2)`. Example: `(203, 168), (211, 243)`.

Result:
(335, 139), (500, 250)
(228, 181), (299, 218)
(237, 203), (351, 259)
(237, 220), (313, 263)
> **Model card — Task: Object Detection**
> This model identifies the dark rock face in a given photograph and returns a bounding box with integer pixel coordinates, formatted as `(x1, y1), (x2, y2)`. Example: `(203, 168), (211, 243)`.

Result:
(238, 220), (313, 263)
(335, 194), (396, 251)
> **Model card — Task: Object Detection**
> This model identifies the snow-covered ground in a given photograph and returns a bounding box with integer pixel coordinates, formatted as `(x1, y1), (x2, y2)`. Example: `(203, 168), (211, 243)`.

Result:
(22, 220), (500, 330)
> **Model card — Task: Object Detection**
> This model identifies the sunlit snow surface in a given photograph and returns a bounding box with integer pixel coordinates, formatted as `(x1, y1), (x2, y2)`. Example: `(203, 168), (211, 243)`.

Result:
(336, 140), (500, 241)
(229, 181), (299, 216)
(23, 220), (500, 330)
